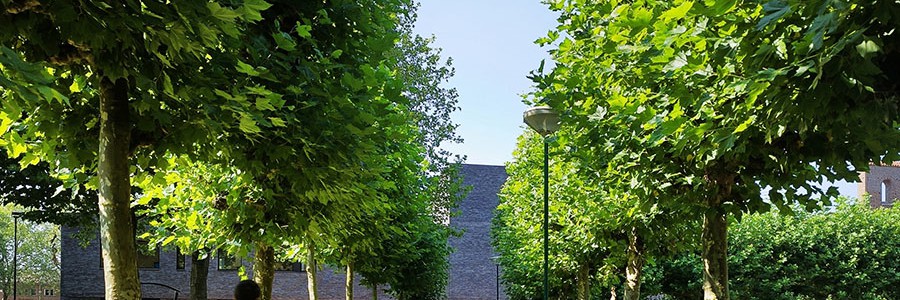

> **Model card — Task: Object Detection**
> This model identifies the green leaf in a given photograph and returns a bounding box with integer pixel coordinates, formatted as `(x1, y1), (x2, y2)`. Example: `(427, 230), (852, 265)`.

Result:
(236, 61), (260, 76)
(255, 97), (275, 111)
(704, 0), (738, 16)
(162, 73), (175, 97)
(272, 32), (297, 51)
(269, 117), (286, 127)
(734, 115), (756, 133)
(855, 40), (881, 59)
(238, 113), (261, 133)
(660, 1), (694, 21)
(207, 2), (240, 21)
(296, 23), (313, 40)
(756, 0), (791, 30)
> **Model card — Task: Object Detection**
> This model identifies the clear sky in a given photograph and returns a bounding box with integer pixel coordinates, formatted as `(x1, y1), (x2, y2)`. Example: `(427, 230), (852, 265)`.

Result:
(412, 1), (860, 198)
(413, 0), (558, 166)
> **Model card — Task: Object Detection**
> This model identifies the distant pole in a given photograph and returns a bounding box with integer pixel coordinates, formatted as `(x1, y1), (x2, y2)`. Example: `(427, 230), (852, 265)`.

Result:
(496, 263), (500, 300)
(12, 211), (23, 300)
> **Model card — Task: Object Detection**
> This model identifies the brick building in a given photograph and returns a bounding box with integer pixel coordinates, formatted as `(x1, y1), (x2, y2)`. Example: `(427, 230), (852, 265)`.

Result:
(60, 164), (508, 300)
(858, 162), (900, 208)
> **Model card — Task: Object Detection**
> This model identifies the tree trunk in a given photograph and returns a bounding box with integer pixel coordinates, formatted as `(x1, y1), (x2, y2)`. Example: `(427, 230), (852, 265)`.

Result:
(254, 243), (275, 300)
(189, 251), (209, 300)
(609, 285), (617, 300)
(624, 226), (644, 300)
(346, 261), (354, 300)
(576, 260), (591, 300)
(702, 203), (728, 300)
(306, 242), (319, 300)
(98, 76), (141, 299)
(372, 284), (377, 300)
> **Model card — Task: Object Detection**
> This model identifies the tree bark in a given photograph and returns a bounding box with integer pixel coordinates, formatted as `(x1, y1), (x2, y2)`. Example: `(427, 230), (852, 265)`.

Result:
(609, 285), (617, 300)
(372, 284), (377, 300)
(189, 251), (209, 300)
(576, 261), (591, 300)
(98, 76), (141, 299)
(254, 243), (275, 300)
(346, 261), (354, 300)
(306, 242), (319, 300)
(702, 204), (729, 300)
(624, 226), (644, 300)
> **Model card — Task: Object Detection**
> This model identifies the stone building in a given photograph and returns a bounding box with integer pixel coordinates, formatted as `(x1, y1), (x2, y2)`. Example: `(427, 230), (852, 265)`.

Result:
(858, 162), (900, 208)
(60, 164), (508, 300)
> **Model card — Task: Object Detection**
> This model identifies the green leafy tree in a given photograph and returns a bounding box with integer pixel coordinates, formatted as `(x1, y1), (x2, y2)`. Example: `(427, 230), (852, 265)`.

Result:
(494, 128), (695, 300)
(0, 1), (269, 298)
(135, 1), (461, 299)
(536, 0), (900, 298)
(0, 205), (60, 300)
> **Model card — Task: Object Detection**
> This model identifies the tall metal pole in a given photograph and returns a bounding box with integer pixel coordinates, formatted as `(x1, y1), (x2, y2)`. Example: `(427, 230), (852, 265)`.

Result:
(542, 139), (549, 300)
(13, 214), (19, 300)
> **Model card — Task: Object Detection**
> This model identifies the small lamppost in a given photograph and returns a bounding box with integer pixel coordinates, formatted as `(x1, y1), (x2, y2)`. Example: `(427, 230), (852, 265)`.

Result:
(523, 106), (559, 300)
(12, 211), (24, 300)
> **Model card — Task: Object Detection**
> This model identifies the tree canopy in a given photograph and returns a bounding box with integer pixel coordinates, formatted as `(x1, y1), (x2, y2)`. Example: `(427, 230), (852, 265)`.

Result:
(524, 0), (900, 298)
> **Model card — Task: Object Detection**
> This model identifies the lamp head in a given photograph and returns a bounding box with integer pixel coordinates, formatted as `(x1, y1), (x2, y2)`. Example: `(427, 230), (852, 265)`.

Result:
(523, 106), (560, 136)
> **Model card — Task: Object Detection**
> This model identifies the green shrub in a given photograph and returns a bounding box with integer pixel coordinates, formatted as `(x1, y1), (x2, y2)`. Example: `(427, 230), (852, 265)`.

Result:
(644, 201), (900, 300)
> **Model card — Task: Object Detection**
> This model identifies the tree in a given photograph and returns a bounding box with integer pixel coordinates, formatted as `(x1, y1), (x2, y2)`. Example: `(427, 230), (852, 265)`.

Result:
(493, 128), (695, 300)
(0, 150), (96, 229)
(0, 205), (60, 300)
(535, 0), (900, 299)
(133, 1), (463, 299)
(0, 1), (271, 298)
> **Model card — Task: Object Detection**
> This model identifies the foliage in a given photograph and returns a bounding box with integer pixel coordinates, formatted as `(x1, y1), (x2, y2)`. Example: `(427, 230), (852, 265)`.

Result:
(0, 1), (271, 297)
(535, 0), (900, 297)
(132, 1), (461, 298)
(493, 130), (623, 299)
(644, 200), (900, 300)
(0, 151), (95, 228)
(494, 124), (697, 299)
(0, 205), (60, 300)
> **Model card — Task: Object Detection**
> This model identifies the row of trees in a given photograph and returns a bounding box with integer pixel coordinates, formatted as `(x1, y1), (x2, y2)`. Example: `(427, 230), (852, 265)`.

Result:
(0, 1), (462, 299)
(0, 205), (59, 300)
(495, 0), (900, 299)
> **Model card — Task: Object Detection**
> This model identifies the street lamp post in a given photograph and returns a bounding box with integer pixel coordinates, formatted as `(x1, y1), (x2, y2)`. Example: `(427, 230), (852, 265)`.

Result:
(523, 106), (560, 300)
(12, 211), (24, 300)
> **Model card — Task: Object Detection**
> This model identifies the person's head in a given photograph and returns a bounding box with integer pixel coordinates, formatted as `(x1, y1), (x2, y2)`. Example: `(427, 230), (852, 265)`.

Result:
(234, 280), (261, 300)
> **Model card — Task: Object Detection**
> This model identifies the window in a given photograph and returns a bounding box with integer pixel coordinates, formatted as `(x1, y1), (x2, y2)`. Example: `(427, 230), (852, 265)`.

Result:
(176, 248), (186, 270)
(136, 240), (160, 269)
(217, 250), (242, 271)
(882, 179), (892, 204)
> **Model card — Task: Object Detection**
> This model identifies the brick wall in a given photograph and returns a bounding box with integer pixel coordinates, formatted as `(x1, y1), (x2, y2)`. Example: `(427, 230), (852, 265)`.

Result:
(859, 164), (900, 208)
(448, 164), (508, 300)
(60, 164), (507, 299)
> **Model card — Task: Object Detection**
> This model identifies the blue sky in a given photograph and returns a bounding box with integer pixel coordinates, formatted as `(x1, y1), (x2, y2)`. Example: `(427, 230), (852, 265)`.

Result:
(413, 0), (557, 166)
(412, 1), (859, 198)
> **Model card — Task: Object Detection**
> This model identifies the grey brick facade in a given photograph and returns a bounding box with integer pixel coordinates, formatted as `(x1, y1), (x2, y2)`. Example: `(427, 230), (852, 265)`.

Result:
(60, 164), (508, 299)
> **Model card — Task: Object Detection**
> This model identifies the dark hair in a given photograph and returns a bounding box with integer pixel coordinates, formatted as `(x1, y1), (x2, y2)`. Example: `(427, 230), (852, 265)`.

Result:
(234, 280), (261, 300)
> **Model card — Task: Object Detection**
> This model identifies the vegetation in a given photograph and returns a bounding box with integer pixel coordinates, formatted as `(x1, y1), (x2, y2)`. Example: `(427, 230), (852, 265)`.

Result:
(494, 0), (900, 299)
(0, 205), (60, 300)
(0, 0), (460, 299)
(645, 200), (900, 300)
